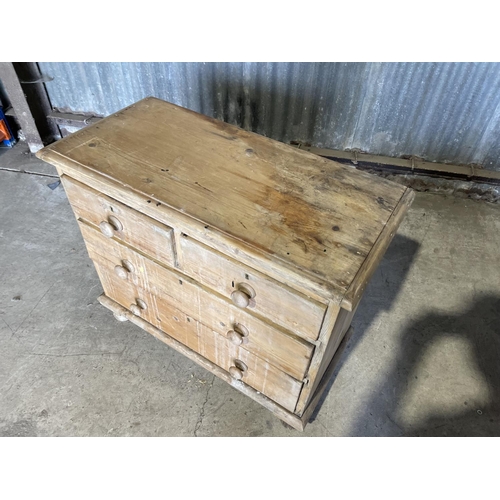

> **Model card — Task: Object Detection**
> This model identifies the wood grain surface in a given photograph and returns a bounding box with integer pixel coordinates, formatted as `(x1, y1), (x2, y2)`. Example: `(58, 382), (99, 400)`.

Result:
(61, 174), (177, 268)
(37, 97), (409, 308)
(79, 220), (314, 380)
(93, 263), (302, 412)
(179, 235), (326, 341)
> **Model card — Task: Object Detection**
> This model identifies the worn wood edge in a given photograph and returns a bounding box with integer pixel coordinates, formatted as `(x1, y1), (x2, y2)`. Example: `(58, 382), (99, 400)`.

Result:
(295, 306), (353, 416)
(294, 302), (341, 414)
(300, 325), (355, 426)
(97, 293), (305, 432)
(341, 188), (415, 311)
(39, 149), (338, 305)
(36, 98), (144, 157)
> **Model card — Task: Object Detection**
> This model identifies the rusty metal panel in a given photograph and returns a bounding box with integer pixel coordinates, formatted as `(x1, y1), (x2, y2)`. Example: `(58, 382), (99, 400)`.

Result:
(38, 62), (500, 172)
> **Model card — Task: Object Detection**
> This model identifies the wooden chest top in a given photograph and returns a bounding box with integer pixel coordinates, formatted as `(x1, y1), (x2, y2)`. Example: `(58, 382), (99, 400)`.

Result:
(38, 97), (412, 309)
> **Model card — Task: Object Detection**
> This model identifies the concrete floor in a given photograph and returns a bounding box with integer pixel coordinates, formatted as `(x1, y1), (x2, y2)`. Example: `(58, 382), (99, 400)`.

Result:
(1, 143), (499, 437)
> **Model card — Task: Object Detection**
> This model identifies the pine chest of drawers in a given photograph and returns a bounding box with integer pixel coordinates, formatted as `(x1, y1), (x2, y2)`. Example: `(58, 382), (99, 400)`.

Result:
(36, 97), (414, 431)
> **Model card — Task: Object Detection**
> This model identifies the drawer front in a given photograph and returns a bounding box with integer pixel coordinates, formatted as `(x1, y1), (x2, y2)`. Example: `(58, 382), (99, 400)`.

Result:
(179, 236), (326, 342)
(61, 175), (176, 267)
(93, 260), (302, 412)
(80, 221), (314, 380)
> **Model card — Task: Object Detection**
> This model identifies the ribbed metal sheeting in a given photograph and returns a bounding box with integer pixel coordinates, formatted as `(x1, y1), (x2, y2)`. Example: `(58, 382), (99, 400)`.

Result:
(38, 62), (500, 172)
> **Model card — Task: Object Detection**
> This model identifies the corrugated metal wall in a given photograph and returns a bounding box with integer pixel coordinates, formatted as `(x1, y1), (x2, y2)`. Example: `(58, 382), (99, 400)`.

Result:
(38, 62), (500, 172)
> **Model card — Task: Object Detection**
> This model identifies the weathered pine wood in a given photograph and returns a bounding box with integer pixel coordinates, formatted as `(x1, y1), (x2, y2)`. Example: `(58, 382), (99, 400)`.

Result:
(37, 97), (408, 309)
(296, 306), (357, 415)
(293, 302), (342, 415)
(179, 236), (326, 342)
(98, 294), (305, 431)
(93, 261), (302, 412)
(41, 152), (331, 304)
(342, 189), (415, 310)
(300, 326), (356, 426)
(36, 97), (414, 430)
(61, 175), (177, 268)
(80, 220), (314, 380)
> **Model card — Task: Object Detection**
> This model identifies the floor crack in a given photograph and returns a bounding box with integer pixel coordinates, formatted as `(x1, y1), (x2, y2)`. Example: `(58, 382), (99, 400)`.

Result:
(1, 317), (14, 334)
(194, 375), (215, 437)
(11, 281), (57, 338)
(386, 412), (405, 434)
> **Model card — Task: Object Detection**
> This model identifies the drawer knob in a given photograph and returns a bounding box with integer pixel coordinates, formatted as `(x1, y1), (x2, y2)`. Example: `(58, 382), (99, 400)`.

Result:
(114, 260), (135, 279)
(230, 283), (256, 308)
(227, 323), (249, 345)
(99, 215), (123, 238)
(114, 265), (128, 280)
(130, 298), (147, 316)
(229, 360), (248, 380)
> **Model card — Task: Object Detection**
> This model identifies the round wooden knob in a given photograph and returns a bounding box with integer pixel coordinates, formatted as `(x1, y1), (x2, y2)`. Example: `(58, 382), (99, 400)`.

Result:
(130, 304), (142, 316)
(130, 299), (147, 316)
(227, 324), (249, 345)
(231, 290), (249, 308)
(136, 298), (147, 310)
(99, 221), (115, 238)
(108, 215), (123, 231)
(114, 265), (128, 280)
(229, 360), (248, 380)
(99, 215), (123, 238)
(227, 330), (244, 345)
(230, 283), (256, 309)
(114, 260), (135, 279)
(229, 366), (244, 379)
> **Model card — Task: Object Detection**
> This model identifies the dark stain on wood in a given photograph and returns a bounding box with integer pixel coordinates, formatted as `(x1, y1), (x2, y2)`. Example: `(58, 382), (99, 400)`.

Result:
(309, 172), (343, 192)
(376, 196), (393, 210)
(194, 181), (213, 193)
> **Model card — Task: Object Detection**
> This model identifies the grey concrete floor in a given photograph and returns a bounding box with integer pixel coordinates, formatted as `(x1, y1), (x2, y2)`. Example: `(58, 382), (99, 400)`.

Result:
(1, 143), (499, 437)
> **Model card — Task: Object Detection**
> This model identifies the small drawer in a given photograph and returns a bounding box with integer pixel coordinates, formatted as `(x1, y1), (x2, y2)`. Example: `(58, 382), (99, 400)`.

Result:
(179, 235), (326, 342)
(80, 221), (314, 381)
(93, 259), (302, 412)
(61, 175), (176, 268)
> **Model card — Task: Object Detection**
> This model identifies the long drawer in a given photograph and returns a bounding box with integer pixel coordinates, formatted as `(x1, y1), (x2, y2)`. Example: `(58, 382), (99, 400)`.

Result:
(61, 175), (176, 268)
(92, 258), (302, 412)
(179, 235), (326, 342)
(79, 220), (314, 381)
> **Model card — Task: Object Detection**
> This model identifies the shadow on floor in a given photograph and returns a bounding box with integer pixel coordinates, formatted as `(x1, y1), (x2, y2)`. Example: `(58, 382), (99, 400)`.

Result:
(308, 233), (421, 423)
(310, 229), (500, 436)
(358, 295), (500, 436)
